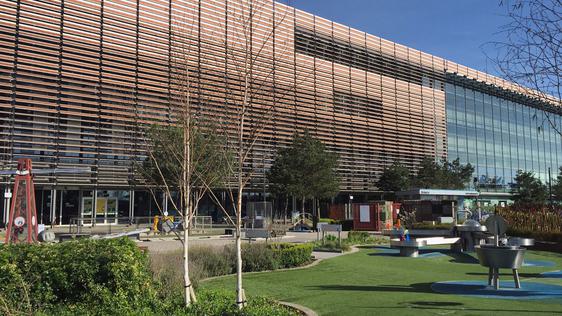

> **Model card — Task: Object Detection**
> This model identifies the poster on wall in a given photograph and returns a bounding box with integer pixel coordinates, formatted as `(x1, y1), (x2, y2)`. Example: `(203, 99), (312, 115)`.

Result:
(360, 205), (370, 222)
(96, 198), (107, 215)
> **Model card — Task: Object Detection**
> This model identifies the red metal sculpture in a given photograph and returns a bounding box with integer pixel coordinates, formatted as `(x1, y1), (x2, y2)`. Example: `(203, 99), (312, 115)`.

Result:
(5, 158), (38, 243)
(1, 159), (91, 244)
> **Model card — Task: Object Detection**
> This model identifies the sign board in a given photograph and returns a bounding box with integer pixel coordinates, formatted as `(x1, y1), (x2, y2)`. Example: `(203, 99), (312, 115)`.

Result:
(245, 229), (270, 239)
(418, 189), (479, 197)
(359, 205), (370, 222)
(4, 191), (12, 198)
(321, 224), (342, 232)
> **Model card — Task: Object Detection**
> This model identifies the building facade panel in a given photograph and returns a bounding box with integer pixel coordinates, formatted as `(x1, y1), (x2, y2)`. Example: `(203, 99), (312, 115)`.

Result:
(0, 0), (560, 225)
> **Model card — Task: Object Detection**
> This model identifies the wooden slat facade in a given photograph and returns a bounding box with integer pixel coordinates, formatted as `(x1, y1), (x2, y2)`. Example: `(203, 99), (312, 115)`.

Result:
(0, 0), (558, 194)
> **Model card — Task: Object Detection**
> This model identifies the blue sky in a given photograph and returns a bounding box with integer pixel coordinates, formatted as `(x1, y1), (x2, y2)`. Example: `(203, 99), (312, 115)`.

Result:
(291, 0), (510, 75)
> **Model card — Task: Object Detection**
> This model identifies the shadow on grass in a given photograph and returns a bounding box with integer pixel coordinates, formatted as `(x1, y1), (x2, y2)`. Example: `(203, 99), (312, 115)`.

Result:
(306, 282), (433, 294)
(408, 301), (463, 307)
(447, 252), (480, 264)
(356, 245), (385, 250)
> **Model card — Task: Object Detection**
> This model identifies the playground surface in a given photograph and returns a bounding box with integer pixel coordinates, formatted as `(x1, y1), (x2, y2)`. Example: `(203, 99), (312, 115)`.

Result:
(201, 246), (562, 316)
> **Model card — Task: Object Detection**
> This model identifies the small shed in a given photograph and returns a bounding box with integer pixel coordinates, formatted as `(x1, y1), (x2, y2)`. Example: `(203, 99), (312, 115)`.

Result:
(352, 201), (400, 231)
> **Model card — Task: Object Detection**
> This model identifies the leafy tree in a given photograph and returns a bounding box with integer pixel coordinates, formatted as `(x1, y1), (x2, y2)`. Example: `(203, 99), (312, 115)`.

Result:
(441, 158), (475, 190)
(511, 170), (548, 206)
(267, 131), (340, 213)
(551, 166), (562, 203)
(139, 121), (230, 307)
(412, 157), (441, 189)
(376, 161), (411, 192)
(412, 157), (474, 190)
(266, 145), (295, 216)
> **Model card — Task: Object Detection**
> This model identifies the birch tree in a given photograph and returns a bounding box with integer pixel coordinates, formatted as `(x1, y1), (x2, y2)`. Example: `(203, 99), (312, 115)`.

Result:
(137, 16), (231, 307)
(196, 0), (301, 309)
(169, 0), (308, 309)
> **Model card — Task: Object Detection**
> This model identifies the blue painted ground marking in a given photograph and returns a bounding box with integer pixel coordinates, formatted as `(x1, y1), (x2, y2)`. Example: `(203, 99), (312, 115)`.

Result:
(523, 260), (556, 267)
(541, 270), (562, 278)
(432, 280), (562, 300)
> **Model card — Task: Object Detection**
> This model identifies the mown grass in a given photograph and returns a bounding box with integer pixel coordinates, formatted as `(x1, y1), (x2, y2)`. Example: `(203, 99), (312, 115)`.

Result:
(202, 247), (562, 316)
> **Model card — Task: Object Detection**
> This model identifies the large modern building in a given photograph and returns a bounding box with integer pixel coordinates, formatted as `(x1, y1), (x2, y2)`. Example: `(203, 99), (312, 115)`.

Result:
(0, 0), (560, 225)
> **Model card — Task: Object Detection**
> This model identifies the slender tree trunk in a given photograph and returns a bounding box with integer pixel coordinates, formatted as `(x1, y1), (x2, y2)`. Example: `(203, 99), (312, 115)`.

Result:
(182, 94), (196, 306)
(284, 195), (288, 225)
(183, 223), (196, 306)
(235, 187), (244, 309)
(301, 196), (306, 227)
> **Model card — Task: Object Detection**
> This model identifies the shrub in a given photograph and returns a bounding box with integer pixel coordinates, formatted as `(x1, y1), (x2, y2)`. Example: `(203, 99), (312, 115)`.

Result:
(151, 242), (312, 292)
(185, 288), (299, 316)
(243, 243), (278, 272)
(0, 239), (307, 315)
(269, 243), (314, 268)
(347, 231), (370, 243)
(314, 240), (351, 252)
(151, 244), (233, 291)
(0, 238), (158, 314)
(411, 222), (453, 230)
(346, 231), (388, 245)
(497, 206), (562, 233)
(507, 228), (562, 243)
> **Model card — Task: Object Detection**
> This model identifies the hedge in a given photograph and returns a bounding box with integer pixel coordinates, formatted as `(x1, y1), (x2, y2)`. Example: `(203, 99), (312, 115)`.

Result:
(184, 288), (298, 316)
(507, 228), (562, 243)
(0, 239), (309, 315)
(0, 238), (158, 315)
(496, 206), (562, 234)
(269, 243), (314, 268)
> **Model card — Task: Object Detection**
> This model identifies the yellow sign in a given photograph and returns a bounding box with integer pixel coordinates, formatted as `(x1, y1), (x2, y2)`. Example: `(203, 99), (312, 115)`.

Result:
(96, 198), (107, 215)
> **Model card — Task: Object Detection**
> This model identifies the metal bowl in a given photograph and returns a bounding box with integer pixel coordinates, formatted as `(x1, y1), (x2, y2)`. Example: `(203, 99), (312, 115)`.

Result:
(475, 245), (525, 269)
(507, 237), (535, 247)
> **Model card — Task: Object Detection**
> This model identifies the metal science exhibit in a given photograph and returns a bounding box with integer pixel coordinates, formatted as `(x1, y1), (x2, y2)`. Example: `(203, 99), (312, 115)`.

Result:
(0, 158), (90, 244)
(474, 215), (534, 289)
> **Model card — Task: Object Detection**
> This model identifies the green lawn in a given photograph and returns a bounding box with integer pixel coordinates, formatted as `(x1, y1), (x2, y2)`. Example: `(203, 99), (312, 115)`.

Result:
(202, 247), (562, 316)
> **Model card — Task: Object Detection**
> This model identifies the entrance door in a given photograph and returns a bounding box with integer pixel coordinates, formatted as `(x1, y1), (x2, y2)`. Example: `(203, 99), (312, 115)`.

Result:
(81, 197), (93, 226)
(95, 197), (118, 225)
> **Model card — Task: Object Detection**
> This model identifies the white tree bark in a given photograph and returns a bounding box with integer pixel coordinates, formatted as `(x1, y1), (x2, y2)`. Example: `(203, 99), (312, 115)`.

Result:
(183, 224), (192, 306)
(235, 192), (244, 309)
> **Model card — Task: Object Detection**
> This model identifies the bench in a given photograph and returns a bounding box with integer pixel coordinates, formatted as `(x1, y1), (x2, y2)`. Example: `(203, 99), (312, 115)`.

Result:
(57, 233), (91, 243)
(96, 228), (150, 240)
(390, 237), (461, 257)
(245, 229), (271, 242)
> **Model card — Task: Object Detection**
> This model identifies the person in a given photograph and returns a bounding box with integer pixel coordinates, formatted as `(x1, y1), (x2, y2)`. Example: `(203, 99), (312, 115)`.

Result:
(476, 201), (482, 221)
(394, 219), (405, 241)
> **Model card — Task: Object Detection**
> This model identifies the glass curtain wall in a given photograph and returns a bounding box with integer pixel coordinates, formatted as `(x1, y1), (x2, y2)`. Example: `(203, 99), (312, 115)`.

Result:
(446, 82), (562, 191)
